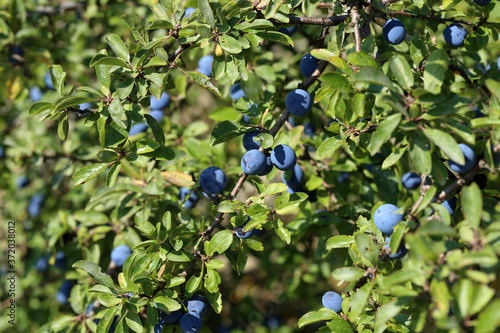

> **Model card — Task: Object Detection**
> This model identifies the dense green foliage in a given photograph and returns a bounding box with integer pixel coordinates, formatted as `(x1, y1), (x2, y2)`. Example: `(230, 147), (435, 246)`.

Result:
(1, 0), (500, 332)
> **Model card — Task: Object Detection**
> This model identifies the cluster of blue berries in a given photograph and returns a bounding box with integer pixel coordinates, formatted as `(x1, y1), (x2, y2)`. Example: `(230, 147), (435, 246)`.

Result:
(382, 1), (492, 48)
(375, 144), (478, 259)
(154, 294), (210, 333)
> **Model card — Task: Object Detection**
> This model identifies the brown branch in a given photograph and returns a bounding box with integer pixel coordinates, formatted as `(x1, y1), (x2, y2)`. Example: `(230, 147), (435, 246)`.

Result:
(351, 7), (362, 53)
(379, 9), (473, 26)
(300, 60), (329, 90)
(410, 175), (433, 215)
(434, 161), (483, 203)
(167, 42), (194, 63)
(317, 2), (334, 9)
(273, 15), (348, 27)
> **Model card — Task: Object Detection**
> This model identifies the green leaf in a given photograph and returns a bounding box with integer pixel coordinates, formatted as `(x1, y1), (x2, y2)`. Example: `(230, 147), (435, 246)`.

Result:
(135, 140), (160, 154)
(418, 220), (458, 237)
(108, 98), (127, 129)
(409, 137), (432, 175)
(326, 235), (354, 249)
(121, 14), (148, 45)
(273, 218), (291, 244)
(264, 183), (288, 196)
(104, 123), (128, 148)
(153, 296), (181, 312)
(423, 50), (448, 94)
(422, 127), (464, 165)
(374, 297), (412, 331)
(326, 315), (354, 333)
(73, 163), (109, 187)
(372, 167), (399, 204)
(453, 279), (476, 319)
(234, 19), (274, 31)
(57, 115), (69, 141)
(78, 85), (107, 98)
(416, 186), (437, 214)
(73, 260), (116, 291)
(124, 303), (143, 333)
(166, 250), (194, 262)
(320, 73), (352, 93)
(470, 117), (500, 129)
(217, 200), (245, 213)
(186, 71), (221, 97)
(74, 210), (110, 225)
(210, 120), (245, 146)
(382, 146), (407, 169)
(97, 294), (120, 308)
(317, 136), (343, 159)
(244, 238), (264, 251)
(206, 290), (223, 314)
(218, 35), (242, 54)
(311, 49), (353, 75)
(442, 120), (475, 145)
(185, 270), (203, 296)
(29, 102), (52, 116)
(48, 64), (66, 96)
(298, 308), (336, 327)
(95, 57), (128, 68)
(348, 283), (372, 322)
(476, 299), (500, 333)
(205, 230), (233, 256)
(355, 233), (379, 268)
(368, 114), (401, 155)
(52, 96), (96, 113)
(390, 54), (414, 90)
(105, 34), (130, 63)
(97, 307), (118, 333)
(352, 67), (395, 92)
(265, 0), (282, 18)
(274, 191), (290, 210)
(149, 1), (171, 21)
(197, 0), (215, 28)
(106, 163), (121, 187)
(332, 267), (365, 282)
(255, 31), (293, 46)
(485, 79), (500, 103)
(204, 268), (221, 293)
(347, 51), (379, 68)
(461, 183), (482, 228)
(95, 50), (111, 89)
(90, 53), (128, 67)
(206, 260), (225, 270)
(144, 114), (166, 146)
